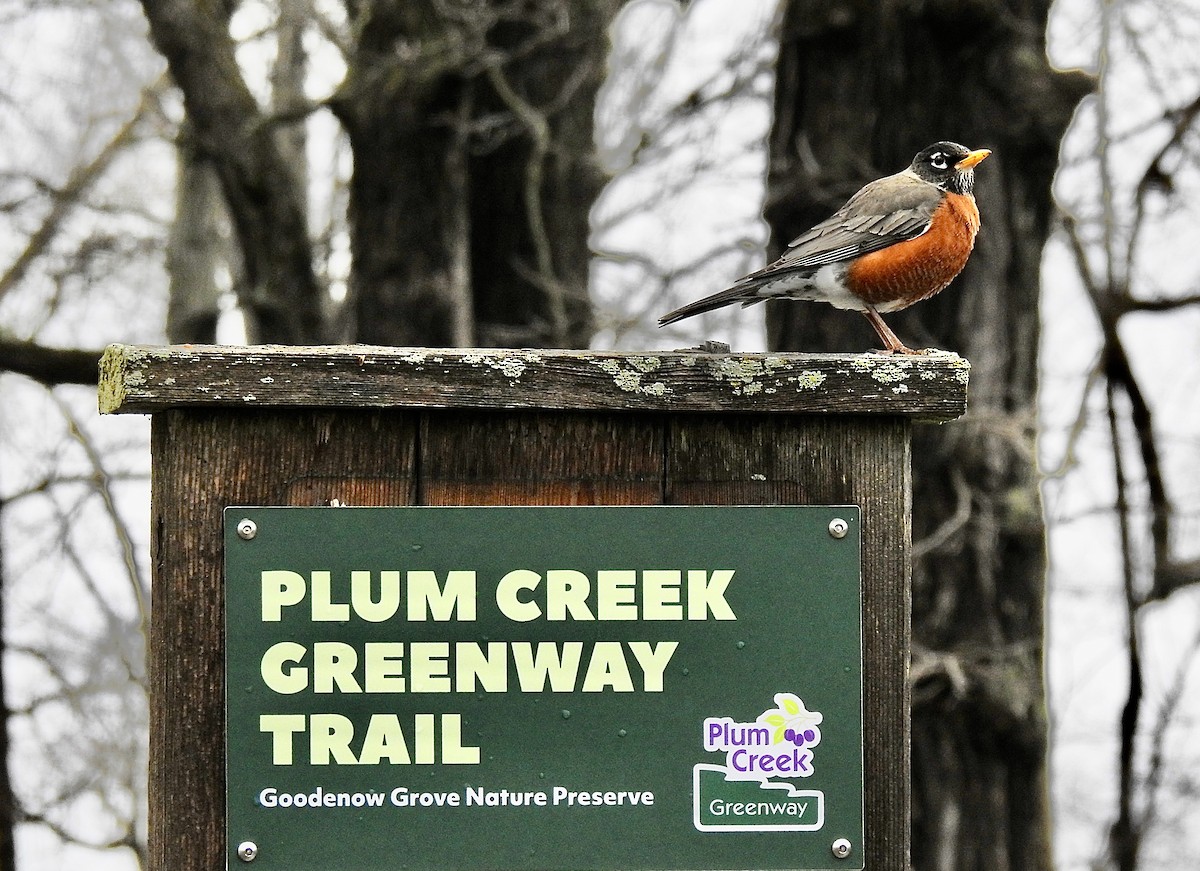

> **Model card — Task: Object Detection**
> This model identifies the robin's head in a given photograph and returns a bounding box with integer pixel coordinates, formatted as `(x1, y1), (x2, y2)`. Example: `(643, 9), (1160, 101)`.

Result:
(910, 142), (991, 195)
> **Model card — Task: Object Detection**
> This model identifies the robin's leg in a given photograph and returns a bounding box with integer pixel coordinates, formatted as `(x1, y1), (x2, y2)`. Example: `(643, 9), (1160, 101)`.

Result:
(862, 307), (921, 355)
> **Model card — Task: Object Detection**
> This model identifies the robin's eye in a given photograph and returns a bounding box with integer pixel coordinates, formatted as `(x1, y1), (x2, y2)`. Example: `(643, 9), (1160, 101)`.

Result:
(930, 153), (948, 170)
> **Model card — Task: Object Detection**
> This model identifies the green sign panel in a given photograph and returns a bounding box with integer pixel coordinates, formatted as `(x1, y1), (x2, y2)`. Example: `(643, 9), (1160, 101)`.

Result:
(225, 506), (863, 870)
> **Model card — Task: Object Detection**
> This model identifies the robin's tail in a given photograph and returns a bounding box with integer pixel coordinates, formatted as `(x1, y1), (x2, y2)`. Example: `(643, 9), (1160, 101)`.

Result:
(657, 283), (764, 327)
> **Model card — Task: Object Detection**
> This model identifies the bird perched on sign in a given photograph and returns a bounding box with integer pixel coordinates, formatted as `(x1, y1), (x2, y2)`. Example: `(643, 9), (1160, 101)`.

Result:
(658, 142), (991, 355)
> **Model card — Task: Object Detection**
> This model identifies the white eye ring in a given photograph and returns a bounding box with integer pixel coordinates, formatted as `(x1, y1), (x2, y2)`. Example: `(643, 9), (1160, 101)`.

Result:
(930, 153), (948, 170)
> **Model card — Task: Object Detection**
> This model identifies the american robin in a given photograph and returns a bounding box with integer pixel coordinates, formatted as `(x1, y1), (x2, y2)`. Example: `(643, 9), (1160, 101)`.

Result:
(658, 141), (991, 354)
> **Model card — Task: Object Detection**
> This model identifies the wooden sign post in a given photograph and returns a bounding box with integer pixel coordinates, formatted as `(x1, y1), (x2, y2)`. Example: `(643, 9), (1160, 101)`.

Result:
(99, 344), (969, 871)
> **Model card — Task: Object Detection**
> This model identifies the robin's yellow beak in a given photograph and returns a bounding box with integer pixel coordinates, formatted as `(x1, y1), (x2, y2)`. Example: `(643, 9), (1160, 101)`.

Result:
(956, 149), (991, 170)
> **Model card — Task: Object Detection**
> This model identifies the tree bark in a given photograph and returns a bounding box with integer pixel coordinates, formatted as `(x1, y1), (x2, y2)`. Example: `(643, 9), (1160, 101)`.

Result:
(165, 127), (230, 344)
(0, 340), (102, 385)
(328, 3), (467, 347)
(330, 0), (615, 349)
(0, 499), (14, 871)
(764, 2), (1091, 868)
(143, 0), (613, 349)
(138, 0), (324, 343)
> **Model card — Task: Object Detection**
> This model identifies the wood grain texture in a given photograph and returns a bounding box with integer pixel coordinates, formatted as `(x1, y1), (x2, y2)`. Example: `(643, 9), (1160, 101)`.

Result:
(420, 409), (665, 505)
(100, 343), (969, 421)
(143, 364), (943, 870)
(668, 414), (912, 870)
(149, 409), (417, 871)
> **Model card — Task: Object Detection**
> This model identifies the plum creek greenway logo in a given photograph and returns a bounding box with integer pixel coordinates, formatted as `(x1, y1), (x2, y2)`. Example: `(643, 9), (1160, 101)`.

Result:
(693, 692), (825, 832)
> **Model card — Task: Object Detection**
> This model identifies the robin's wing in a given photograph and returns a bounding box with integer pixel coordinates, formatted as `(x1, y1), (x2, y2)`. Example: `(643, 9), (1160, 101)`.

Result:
(658, 172), (941, 327)
(745, 171), (941, 279)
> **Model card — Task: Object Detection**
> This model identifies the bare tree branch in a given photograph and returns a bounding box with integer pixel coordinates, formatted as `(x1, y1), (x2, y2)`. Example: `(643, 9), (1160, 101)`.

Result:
(55, 396), (150, 634)
(0, 340), (102, 385)
(0, 73), (166, 305)
(1102, 332), (1172, 604)
(484, 61), (566, 344)
(1056, 8), (1200, 864)
(1105, 375), (1144, 871)
(137, 0), (325, 342)
(912, 466), (972, 561)
(1120, 293), (1200, 313)
(1139, 624), (1200, 850)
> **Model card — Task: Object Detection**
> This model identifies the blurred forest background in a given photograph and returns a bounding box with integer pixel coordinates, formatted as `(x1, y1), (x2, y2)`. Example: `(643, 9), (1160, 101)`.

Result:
(1, 0), (1199, 869)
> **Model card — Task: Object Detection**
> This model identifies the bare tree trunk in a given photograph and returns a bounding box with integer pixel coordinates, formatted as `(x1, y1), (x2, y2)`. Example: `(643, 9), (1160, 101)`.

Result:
(330, 6), (467, 347)
(764, 2), (1090, 868)
(146, 0), (614, 350)
(0, 498), (14, 871)
(331, 1), (614, 349)
(165, 129), (231, 344)
(271, 0), (310, 181)
(139, 0), (325, 343)
(465, 11), (607, 348)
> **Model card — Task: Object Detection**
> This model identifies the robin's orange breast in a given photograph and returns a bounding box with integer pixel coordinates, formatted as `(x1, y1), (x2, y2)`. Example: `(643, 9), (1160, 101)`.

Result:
(844, 192), (981, 310)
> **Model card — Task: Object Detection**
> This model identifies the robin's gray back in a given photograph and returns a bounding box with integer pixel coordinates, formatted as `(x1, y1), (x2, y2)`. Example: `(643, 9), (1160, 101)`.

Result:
(745, 171), (941, 280)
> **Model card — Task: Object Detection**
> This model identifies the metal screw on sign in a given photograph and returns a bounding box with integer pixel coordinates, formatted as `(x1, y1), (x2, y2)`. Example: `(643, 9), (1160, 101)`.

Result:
(831, 837), (852, 859)
(236, 841), (258, 862)
(236, 518), (258, 541)
(828, 517), (849, 539)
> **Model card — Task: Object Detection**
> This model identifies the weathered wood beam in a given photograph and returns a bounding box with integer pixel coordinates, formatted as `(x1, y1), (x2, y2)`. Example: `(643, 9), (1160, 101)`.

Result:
(99, 344), (970, 421)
